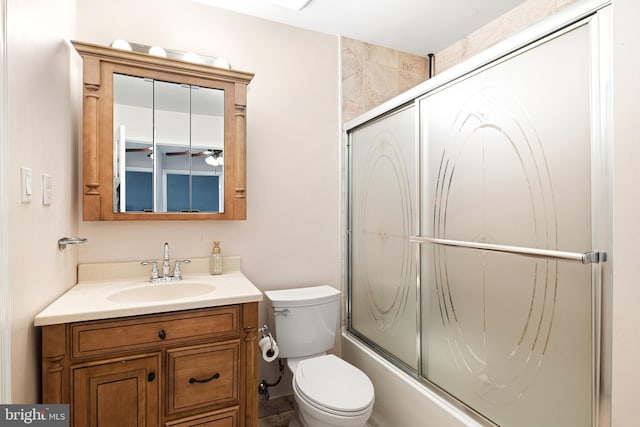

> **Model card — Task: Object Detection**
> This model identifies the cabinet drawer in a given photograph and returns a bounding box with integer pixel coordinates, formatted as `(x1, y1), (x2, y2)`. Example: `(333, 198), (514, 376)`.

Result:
(72, 306), (239, 358)
(167, 341), (239, 415)
(165, 407), (238, 427)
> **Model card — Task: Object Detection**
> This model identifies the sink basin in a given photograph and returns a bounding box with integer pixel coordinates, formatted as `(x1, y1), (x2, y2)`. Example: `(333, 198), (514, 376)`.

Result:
(107, 281), (216, 303)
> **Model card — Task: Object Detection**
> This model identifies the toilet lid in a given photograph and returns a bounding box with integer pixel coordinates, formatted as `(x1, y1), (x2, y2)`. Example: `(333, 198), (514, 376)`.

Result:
(294, 354), (374, 413)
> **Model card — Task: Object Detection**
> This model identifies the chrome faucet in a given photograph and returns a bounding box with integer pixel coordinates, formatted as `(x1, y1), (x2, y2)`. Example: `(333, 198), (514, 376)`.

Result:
(140, 242), (191, 283)
(162, 242), (171, 279)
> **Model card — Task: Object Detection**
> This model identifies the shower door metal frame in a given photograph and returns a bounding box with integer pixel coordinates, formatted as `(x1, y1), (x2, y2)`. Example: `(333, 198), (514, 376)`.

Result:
(345, 0), (612, 425)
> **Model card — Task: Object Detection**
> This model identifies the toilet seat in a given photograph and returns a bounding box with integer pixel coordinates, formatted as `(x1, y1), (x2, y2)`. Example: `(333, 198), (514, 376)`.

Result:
(293, 354), (374, 416)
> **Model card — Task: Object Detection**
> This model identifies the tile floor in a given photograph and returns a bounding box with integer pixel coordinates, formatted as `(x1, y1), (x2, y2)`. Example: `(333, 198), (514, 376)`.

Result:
(258, 395), (295, 427)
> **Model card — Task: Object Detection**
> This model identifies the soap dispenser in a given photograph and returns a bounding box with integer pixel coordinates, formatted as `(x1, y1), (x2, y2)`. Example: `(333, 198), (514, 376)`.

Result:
(210, 241), (223, 275)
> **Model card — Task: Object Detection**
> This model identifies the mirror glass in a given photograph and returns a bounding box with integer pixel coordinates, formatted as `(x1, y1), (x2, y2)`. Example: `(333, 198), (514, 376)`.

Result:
(113, 73), (224, 213)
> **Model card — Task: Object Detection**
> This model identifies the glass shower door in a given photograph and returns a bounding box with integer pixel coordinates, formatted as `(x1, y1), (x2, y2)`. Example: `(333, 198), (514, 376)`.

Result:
(349, 105), (418, 369)
(418, 21), (597, 426)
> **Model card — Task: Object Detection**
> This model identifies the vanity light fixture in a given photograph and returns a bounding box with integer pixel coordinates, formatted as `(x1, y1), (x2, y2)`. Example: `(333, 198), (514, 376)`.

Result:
(127, 41), (232, 69)
(267, 0), (312, 11)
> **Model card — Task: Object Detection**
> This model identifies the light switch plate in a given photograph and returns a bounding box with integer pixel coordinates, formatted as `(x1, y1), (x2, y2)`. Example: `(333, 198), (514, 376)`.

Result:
(20, 167), (32, 203)
(42, 174), (53, 205)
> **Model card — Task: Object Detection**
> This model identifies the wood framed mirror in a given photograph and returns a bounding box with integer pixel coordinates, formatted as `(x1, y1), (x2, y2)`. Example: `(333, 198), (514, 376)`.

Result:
(73, 41), (254, 220)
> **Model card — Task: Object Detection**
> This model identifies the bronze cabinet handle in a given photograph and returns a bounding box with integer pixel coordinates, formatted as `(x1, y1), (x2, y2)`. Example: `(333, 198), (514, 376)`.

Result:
(189, 373), (220, 384)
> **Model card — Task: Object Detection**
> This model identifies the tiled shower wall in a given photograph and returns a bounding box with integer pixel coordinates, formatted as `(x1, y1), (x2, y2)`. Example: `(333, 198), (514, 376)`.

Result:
(340, 0), (580, 125)
(436, 0), (579, 73)
(341, 37), (429, 124)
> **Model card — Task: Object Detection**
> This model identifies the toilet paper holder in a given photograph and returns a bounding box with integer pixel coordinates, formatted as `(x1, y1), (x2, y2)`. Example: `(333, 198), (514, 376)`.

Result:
(258, 325), (276, 358)
(258, 325), (284, 401)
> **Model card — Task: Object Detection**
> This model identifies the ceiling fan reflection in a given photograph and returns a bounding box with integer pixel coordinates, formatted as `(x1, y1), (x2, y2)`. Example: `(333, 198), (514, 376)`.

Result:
(165, 149), (224, 166)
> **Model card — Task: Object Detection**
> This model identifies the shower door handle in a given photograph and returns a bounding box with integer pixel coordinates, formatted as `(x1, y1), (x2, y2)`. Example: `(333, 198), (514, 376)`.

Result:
(410, 236), (605, 264)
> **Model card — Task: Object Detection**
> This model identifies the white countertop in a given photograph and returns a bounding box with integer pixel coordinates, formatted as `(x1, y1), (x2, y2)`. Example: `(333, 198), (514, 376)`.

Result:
(34, 256), (263, 326)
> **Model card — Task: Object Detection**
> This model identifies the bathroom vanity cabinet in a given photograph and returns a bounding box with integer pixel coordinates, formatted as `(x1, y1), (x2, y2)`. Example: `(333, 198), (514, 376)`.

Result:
(41, 303), (259, 427)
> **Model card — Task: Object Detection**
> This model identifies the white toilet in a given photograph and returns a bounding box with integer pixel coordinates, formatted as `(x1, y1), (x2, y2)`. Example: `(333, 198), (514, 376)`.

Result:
(265, 285), (375, 427)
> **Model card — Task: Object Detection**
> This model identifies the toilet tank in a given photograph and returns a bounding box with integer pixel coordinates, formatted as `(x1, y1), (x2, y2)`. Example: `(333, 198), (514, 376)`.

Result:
(265, 285), (341, 359)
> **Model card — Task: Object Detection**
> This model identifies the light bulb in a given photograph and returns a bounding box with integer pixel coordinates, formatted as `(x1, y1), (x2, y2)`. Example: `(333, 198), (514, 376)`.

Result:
(182, 52), (200, 63)
(110, 40), (132, 51)
(213, 57), (230, 69)
(148, 46), (167, 57)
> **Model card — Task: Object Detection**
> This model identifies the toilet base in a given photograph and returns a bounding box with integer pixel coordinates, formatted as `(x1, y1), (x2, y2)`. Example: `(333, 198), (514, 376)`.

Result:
(289, 411), (371, 427)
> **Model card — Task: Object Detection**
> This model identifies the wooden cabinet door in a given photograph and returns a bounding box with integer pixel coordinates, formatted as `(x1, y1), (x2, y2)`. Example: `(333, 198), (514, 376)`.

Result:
(73, 354), (160, 427)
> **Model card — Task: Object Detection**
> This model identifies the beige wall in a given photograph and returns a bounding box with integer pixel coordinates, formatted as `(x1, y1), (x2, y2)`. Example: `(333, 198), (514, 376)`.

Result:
(75, 0), (340, 398)
(8, 0), (79, 402)
(7, 0), (339, 404)
(611, 0), (640, 424)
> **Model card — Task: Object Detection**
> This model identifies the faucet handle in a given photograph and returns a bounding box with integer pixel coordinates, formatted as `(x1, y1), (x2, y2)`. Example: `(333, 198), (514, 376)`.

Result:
(140, 260), (159, 280)
(172, 259), (191, 280)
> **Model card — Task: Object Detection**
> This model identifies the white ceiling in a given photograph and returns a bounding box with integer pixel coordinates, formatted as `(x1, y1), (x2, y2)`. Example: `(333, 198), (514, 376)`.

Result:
(190, 0), (527, 56)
